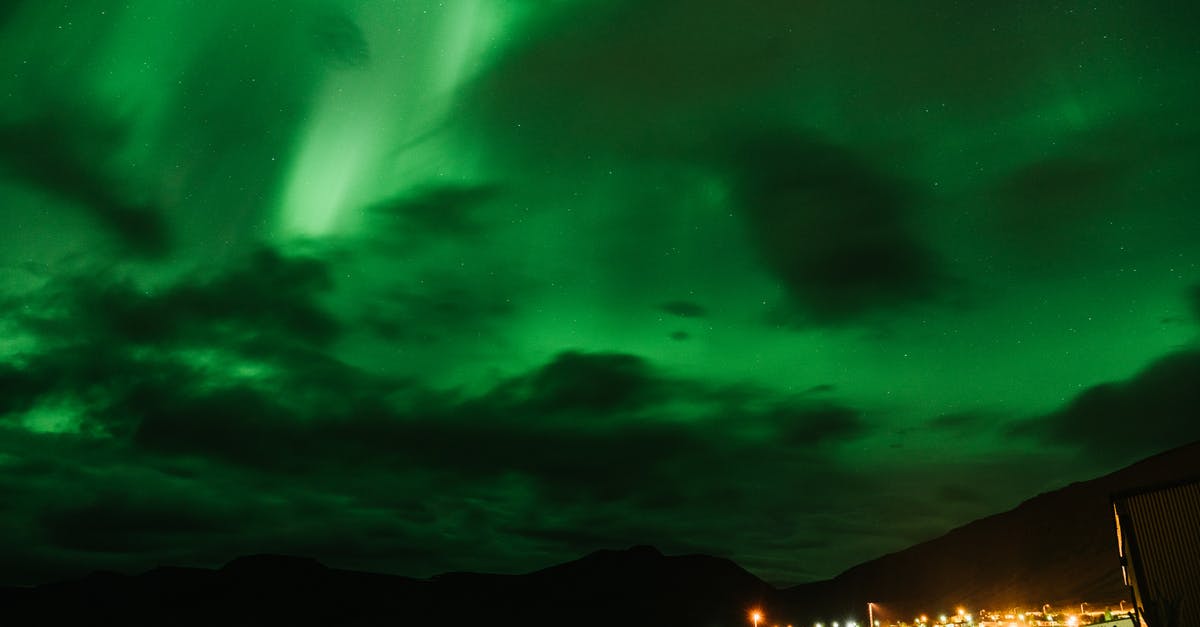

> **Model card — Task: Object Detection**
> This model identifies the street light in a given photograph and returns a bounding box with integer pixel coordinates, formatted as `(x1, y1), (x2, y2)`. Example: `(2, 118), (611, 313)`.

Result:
(751, 610), (764, 627)
(868, 602), (875, 627)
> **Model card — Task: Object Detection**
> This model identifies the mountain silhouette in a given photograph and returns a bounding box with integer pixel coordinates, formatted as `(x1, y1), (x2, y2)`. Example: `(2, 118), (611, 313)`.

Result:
(0, 546), (773, 626)
(3, 442), (1197, 626)
(779, 440), (1200, 622)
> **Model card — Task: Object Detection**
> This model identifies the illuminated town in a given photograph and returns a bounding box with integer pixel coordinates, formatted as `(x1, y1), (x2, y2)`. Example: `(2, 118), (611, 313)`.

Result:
(753, 603), (1138, 627)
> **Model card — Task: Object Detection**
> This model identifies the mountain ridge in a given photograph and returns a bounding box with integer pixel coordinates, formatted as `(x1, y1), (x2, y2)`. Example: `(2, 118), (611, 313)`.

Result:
(780, 440), (1200, 619)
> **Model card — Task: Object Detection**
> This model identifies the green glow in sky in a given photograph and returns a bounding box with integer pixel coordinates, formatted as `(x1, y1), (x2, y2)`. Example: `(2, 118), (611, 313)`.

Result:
(1, 0), (1198, 587)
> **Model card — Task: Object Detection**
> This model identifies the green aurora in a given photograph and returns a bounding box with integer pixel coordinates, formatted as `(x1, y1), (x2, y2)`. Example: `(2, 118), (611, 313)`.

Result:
(1, 0), (1198, 585)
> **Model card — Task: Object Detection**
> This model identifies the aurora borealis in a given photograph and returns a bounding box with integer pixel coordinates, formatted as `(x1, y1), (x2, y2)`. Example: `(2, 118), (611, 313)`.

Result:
(1, 0), (1199, 586)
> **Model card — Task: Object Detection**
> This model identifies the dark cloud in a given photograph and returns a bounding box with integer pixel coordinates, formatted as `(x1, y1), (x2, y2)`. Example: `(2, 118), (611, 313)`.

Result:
(0, 109), (169, 257)
(72, 247), (338, 347)
(989, 154), (1139, 261)
(937, 484), (984, 505)
(463, 0), (1084, 160)
(995, 156), (1128, 239)
(311, 12), (370, 68)
(0, 246), (340, 439)
(2, 275), (874, 501)
(0, 0), (25, 27)
(463, 0), (793, 158)
(660, 301), (707, 319)
(38, 491), (235, 553)
(493, 351), (665, 415)
(359, 276), (516, 345)
(726, 132), (950, 324)
(985, 116), (1200, 264)
(2, 254), (872, 503)
(0, 340), (869, 526)
(926, 412), (1001, 434)
(999, 157), (1127, 208)
(129, 383), (352, 471)
(353, 185), (522, 346)
(472, 356), (866, 482)
(367, 184), (503, 240)
(1012, 350), (1200, 458)
(0, 364), (42, 419)
(0, 424), (447, 584)
(765, 405), (866, 446)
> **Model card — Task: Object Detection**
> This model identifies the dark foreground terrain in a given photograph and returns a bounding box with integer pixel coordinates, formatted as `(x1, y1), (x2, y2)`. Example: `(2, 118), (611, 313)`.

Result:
(3, 441), (1197, 626)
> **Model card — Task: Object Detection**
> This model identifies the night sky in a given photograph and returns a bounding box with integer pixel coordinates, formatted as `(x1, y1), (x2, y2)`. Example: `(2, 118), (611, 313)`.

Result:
(1, 1), (1199, 587)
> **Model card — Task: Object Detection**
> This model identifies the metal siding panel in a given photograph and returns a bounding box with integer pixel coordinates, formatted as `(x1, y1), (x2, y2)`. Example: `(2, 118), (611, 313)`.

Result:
(1118, 481), (1200, 627)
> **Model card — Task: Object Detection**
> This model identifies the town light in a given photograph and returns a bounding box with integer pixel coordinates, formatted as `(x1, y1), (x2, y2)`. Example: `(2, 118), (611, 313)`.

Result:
(751, 610), (764, 627)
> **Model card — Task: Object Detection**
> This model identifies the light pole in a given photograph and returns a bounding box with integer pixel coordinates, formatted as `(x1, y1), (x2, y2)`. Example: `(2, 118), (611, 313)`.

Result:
(752, 610), (764, 627)
(867, 602), (875, 627)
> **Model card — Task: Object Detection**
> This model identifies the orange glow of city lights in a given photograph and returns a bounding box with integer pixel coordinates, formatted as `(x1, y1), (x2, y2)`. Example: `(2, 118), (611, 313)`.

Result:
(750, 610), (764, 627)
